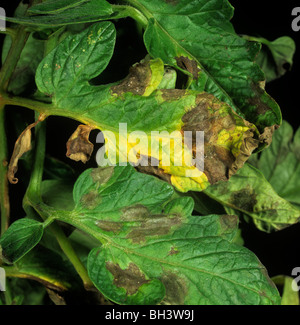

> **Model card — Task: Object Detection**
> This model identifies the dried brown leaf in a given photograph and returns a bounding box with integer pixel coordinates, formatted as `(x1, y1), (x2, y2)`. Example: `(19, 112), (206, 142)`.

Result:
(7, 114), (46, 184)
(66, 125), (95, 163)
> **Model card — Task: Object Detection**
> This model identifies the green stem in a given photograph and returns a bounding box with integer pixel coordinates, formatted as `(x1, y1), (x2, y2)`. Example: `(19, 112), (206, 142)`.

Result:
(0, 26), (28, 92)
(0, 17), (31, 235)
(23, 114), (94, 290)
(120, 0), (152, 20)
(0, 106), (9, 235)
(0, 28), (17, 40)
(111, 4), (148, 28)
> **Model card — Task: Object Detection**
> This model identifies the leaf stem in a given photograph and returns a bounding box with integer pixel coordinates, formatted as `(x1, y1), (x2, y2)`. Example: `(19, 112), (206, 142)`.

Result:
(0, 26), (28, 93)
(0, 105), (10, 235)
(23, 114), (94, 290)
(111, 4), (148, 28)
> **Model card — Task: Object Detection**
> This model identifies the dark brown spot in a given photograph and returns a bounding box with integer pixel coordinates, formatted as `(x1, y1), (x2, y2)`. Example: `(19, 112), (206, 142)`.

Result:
(175, 56), (200, 80)
(81, 190), (101, 209)
(160, 89), (186, 101)
(181, 93), (259, 184)
(230, 187), (257, 212)
(121, 205), (182, 243)
(66, 124), (95, 164)
(219, 214), (238, 234)
(167, 246), (180, 256)
(111, 61), (152, 96)
(136, 164), (172, 184)
(127, 214), (181, 243)
(106, 262), (149, 295)
(96, 220), (123, 233)
(160, 272), (188, 305)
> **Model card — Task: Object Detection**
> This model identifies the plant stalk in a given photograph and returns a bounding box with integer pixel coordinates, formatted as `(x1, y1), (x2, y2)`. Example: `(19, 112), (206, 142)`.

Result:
(0, 105), (10, 235)
(24, 113), (94, 290)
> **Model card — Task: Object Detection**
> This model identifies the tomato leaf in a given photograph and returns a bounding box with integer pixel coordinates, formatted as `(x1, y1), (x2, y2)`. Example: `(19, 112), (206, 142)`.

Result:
(204, 163), (300, 232)
(134, 0), (281, 135)
(249, 121), (300, 209)
(0, 218), (44, 263)
(4, 0), (113, 28)
(54, 165), (280, 305)
(35, 22), (261, 193)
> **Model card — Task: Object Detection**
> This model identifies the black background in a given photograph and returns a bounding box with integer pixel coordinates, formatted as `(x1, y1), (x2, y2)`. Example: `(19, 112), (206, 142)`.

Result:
(0, 0), (300, 284)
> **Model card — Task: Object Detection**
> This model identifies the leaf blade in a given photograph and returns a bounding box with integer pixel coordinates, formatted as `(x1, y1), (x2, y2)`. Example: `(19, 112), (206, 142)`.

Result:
(0, 218), (44, 263)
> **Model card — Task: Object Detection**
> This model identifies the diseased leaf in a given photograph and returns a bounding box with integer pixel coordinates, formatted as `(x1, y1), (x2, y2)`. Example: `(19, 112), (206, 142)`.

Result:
(204, 163), (300, 232)
(249, 121), (300, 209)
(0, 218), (44, 263)
(66, 124), (95, 163)
(54, 165), (280, 305)
(8, 114), (46, 184)
(35, 23), (261, 192)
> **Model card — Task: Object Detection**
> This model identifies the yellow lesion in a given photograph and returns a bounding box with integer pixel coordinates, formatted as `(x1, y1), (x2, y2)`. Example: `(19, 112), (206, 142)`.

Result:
(101, 128), (209, 192)
(143, 58), (165, 96)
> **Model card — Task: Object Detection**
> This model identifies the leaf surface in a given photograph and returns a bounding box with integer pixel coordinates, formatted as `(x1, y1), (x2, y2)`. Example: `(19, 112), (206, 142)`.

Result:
(134, 0), (281, 134)
(0, 218), (44, 263)
(35, 22), (261, 192)
(55, 165), (280, 305)
(204, 163), (300, 232)
(249, 121), (300, 209)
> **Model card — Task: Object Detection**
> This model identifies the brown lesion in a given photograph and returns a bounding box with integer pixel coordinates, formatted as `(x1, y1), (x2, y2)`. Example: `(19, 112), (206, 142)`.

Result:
(175, 56), (200, 80)
(182, 93), (259, 184)
(66, 124), (95, 163)
(160, 271), (188, 305)
(106, 262), (149, 295)
(111, 60), (152, 96)
(8, 114), (47, 184)
(121, 204), (182, 244)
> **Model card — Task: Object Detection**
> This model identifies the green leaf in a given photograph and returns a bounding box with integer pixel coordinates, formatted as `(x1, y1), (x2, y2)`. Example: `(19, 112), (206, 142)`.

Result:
(135, 0), (281, 134)
(2, 33), (45, 95)
(35, 21), (116, 108)
(5, 0), (113, 28)
(55, 165), (280, 305)
(0, 218), (44, 263)
(204, 163), (300, 232)
(4, 245), (80, 291)
(41, 179), (75, 210)
(245, 36), (296, 83)
(249, 121), (300, 209)
(28, 0), (90, 15)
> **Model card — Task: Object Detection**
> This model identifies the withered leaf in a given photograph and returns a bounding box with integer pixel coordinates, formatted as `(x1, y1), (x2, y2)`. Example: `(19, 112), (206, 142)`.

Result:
(175, 56), (200, 80)
(8, 114), (46, 184)
(66, 124), (95, 163)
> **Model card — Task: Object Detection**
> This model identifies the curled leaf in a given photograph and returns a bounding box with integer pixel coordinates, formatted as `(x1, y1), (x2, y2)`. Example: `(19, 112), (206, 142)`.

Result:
(8, 114), (46, 184)
(66, 124), (95, 163)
